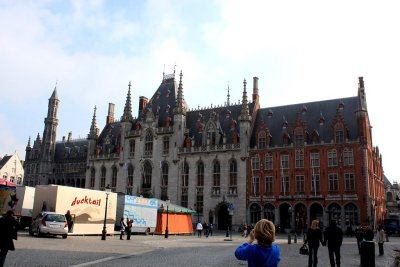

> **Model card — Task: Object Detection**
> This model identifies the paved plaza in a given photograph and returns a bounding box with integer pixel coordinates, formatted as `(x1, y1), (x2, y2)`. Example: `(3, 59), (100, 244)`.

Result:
(5, 231), (400, 266)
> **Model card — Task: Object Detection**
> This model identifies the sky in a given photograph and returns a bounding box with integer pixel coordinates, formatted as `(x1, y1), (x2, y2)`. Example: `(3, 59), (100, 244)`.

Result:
(0, 0), (398, 182)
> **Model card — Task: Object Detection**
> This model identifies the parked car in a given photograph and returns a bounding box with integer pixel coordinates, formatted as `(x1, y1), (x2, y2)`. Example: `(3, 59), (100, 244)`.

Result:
(29, 212), (68, 239)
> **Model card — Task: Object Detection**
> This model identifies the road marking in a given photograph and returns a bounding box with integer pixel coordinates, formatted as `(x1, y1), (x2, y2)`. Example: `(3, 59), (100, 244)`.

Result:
(69, 254), (134, 267)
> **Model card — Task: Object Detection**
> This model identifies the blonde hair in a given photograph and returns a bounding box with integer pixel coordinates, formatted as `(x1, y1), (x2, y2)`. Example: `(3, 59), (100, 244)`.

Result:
(310, 220), (319, 230)
(254, 219), (275, 247)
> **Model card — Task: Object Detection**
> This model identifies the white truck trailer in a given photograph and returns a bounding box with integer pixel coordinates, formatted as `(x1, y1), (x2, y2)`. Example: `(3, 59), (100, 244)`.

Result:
(116, 195), (158, 234)
(11, 186), (35, 228)
(33, 185), (117, 235)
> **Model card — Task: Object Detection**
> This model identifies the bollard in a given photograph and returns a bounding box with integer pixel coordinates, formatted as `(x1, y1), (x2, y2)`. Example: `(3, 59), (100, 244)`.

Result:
(288, 234), (291, 244)
(294, 234), (297, 243)
(360, 240), (375, 267)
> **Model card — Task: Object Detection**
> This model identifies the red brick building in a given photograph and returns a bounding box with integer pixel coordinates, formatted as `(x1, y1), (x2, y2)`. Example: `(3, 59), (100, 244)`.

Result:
(247, 77), (384, 231)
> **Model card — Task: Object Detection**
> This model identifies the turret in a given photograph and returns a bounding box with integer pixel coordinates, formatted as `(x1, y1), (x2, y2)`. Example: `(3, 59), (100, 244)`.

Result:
(106, 103), (115, 125)
(41, 87), (59, 162)
(239, 79), (251, 160)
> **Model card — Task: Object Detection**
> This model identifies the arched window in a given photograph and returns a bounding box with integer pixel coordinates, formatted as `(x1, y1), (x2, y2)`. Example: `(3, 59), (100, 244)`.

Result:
(127, 165), (134, 195)
(344, 203), (359, 226)
(294, 128), (304, 147)
(90, 168), (95, 188)
(334, 123), (344, 144)
(142, 161), (152, 189)
(197, 161), (204, 187)
(111, 166), (117, 189)
(161, 162), (168, 186)
(229, 159), (237, 187)
(258, 132), (266, 149)
(144, 130), (153, 156)
(213, 160), (220, 187)
(327, 203), (342, 225)
(182, 161), (189, 187)
(250, 203), (262, 224)
(100, 167), (106, 189)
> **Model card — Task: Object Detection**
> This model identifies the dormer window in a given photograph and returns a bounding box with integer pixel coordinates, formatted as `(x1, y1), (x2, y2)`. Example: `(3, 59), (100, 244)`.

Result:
(258, 132), (266, 149)
(338, 101), (345, 110)
(311, 130), (319, 143)
(334, 123), (344, 144)
(301, 105), (307, 114)
(294, 129), (304, 147)
(267, 109), (273, 118)
(283, 133), (290, 145)
(319, 112), (325, 125)
(226, 109), (231, 119)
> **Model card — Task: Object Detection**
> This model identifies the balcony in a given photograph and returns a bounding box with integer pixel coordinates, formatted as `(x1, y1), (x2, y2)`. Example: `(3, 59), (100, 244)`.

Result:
(228, 186), (238, 196)
(178, 143), (240, 154)
(89, 153), (120, 160)
(211, 187), (220, 197)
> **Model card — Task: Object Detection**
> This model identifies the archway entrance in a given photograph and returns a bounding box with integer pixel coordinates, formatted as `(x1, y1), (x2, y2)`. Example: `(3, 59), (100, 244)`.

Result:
(263, 203), (275, 223)
(279, 203), (291, 231)
(294, 203), (307, 233)
(310, 203), (323, 227)
(217, 203), (229, 230)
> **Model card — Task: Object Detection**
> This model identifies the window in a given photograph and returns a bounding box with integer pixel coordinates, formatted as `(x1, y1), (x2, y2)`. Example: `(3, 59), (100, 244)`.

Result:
(143, 161), (152, 188)
(296, 175), (305, 194)
(229, 159), (237, 187)
(161, 162), (168, 186)
(295, 150), (304, 168)
(129, 140), (135, 157)
(252, 176), (260, 196)
(258, 132), (266, 149)
(182, 162), (189, 187)
(345, 173), (355, 191)
(295, 130), (304, 147)
(250, 204), (261, 224)
(163, 136), (170, 156)
(281, 176), (289, 195)
(311, 174), (320, 193)
(100, 167), (106, 189)
(280, 154), (289, 169)
(90, 168), (95, 188)
(127, 165), (133, 195)
(328, 173), (338, 192)
(196, 194), (204, 214)
(144, 130), (153, 156)
(328, 150), (337, 166)
(335, 123), (344, 144)
(197, 161), (204, 187)
(265, 153), (273, 170)
(265, 176), (273, 194)
(310, 152), (320, 167)
(344, 203), (359, 226)
(111, 166), (117, 189)
(251, 156), (260, 170)
(181, 188), (188, 208)
(343, 149), (354, 166)
(213, 161), (220, 187)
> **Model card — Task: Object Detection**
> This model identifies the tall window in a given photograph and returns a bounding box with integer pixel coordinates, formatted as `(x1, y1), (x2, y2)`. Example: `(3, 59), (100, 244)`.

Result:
(296, 175), (305, 194)
(310, 152), (320, 167)
(344, 204), (359, 226)
(129, 139), (135, 157)
(295, 150), (304, 168)
(335, 124), (344, 144)
(251, 156), (260, 170)
(265, 153), (273, 170)
(196, 194), (204, 214)
(143, 161), (152, 188)
(127, 165), (133, 195)
(345, 173), (355, 191)
(197, 161), (204, 187)
(161, 162), (168, 186)
(328, 150), (337, 166)
(281, 176), (289, 195)
(328, 173), (338, 192)
(213, 161), (220, 187)
(163, 136), (170, 156)
(182, 162), (189, 187)
(265, 176), (273, 194)
(250, 204), (261, 224)
(90, 168), (95, 188)
(252, 176), (260, 196)
(258, 132), (266, 149)
(343, 148), (354, 166)
(181, 188), (188, 208)
(295, 130), (304, 147)
(111, 166), (117, 189)
(100, 167), (106, 189)
(311, 174), (320, 193)
(144, 130), (153, 156)
(229, 159), (237, 188)
(280, 154), (289, 169)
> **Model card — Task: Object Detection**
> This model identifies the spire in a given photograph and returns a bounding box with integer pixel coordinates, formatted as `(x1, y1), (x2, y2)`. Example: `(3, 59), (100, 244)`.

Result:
(241, 79), (249, 117)
(50, 85), (59, 100)
(227, 82), (231, 106)
(27, 136), (31, 148)
(174, 70), (186, 115)
(121, 81), (133, 122)
(88, 106), (98, 139)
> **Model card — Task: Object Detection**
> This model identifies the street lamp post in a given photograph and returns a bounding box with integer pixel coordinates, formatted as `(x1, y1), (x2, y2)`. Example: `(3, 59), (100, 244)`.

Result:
(165, 200), (170, 238)
(101, 184), (111, 240)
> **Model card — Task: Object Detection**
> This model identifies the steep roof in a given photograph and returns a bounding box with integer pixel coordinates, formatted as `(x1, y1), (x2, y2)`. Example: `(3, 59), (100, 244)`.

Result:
(0, 155), (12, 169)
(54, 139), (88, 162)
(252, 96), (359, 146)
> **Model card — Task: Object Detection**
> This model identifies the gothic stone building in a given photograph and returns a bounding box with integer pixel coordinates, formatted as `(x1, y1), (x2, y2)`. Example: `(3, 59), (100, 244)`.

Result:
(23, 72), (385, 231)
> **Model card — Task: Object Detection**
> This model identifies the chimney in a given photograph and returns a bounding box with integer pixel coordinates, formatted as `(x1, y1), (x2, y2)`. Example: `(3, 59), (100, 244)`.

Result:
(138, 96), (148, 117)
(67, 132), (72, 142)
(252, 76), (259, 102)
(106, 103), (115, 125)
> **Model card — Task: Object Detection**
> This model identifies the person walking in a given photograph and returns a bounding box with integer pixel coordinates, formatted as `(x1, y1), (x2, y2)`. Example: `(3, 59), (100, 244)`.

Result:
(126, 218), (133, 240)
(196, 221), (203, 238)
(324, 220), (343, 267)
(209, 223), (213, 236)
(235, 219), (281, 267)
(305, 220), (324, 267)
(119, 217), (126, 240)
(376, 225), (385, 256)
(354, 226), (364, 254)
(203, 222), (209, 237)
(65, 210), (73, 233)
(0, 210), (19, 267)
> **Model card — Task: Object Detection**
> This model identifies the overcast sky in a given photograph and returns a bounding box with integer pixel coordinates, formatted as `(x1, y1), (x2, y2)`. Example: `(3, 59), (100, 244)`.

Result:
(1, 0), (398, 182)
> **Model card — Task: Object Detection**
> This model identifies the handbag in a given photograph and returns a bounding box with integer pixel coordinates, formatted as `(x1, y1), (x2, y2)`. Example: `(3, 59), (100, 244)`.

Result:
(299, 244), (309, 255)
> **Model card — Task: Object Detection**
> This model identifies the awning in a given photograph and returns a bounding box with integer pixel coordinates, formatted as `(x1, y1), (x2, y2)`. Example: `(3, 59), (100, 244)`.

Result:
(0, 178), (16, 187)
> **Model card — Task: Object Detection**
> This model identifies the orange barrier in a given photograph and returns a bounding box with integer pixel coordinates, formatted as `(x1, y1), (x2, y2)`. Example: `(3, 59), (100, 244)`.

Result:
(155, 212), (193, 235)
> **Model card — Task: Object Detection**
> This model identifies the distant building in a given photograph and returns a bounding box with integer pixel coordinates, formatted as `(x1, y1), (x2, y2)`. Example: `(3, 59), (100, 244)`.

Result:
(385, 178), (400, 216)
(23, 72), (385, 231)
(0, 152), (24, 185)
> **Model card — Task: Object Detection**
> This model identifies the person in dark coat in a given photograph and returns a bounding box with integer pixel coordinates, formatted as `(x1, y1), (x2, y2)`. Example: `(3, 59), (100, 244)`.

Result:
(0, 210), (19, 267)
(324, 220), (343, 267)
(354, 226), (364, 254)
(305, 220), (324, 267)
